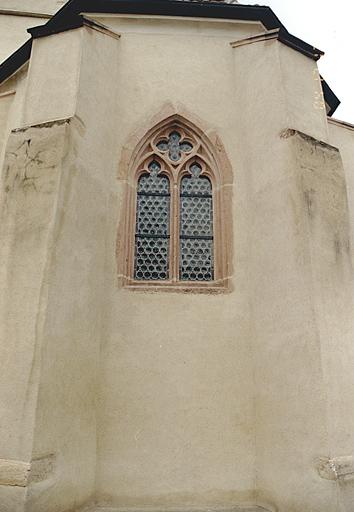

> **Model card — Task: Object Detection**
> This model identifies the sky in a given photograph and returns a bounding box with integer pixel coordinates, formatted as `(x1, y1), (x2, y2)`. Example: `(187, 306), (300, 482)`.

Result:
(240, 0), (354, 123)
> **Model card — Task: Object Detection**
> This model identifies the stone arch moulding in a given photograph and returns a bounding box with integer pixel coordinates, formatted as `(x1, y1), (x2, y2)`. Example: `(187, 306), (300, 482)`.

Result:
(117, 112), (233, 293)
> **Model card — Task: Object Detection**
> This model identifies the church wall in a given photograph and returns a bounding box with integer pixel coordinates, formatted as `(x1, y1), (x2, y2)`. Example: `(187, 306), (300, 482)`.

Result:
(0, 0), (62, 15)
(23, 27), (121, 512)
(277, 44), (329, 143)
(22, 29), (83, 127)
(328, 121), (354, 263)
(0, 10), (353, 512)
(93, 18), (256, 509)
(232, 39), (353, 512)
(0, 68), (28, 172)
(91, 14), (265, 41)
(0, 25), (119, 512)
(0, 119), (70, 512)
(0, 91), (14, 162)
(0, 14), (47, 63)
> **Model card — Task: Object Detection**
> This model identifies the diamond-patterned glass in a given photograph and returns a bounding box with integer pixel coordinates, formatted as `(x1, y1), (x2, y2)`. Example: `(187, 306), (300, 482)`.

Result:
(134, 167), (170, 280)
(180, 172), (214, 281)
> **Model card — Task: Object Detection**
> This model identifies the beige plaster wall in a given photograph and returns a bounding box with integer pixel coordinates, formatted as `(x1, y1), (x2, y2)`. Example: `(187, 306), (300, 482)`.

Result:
(0, 14), (47, 64)
(0, 120), (70, 512)
(0, 91), (15, 159)
(0, 24), (116, 512)
(92, 17), (257, 509)
(328, 121), (354, 262)
(0, 69), (28, 171)
(22, 29), (84, 127)
(23, 27), (120, 512)
(0, 12), (353, 512)
(90, 14), (265, 40)
(0, 0), (62, 16)
(232, 39), (354, 512)
(278, 44), (329, 142)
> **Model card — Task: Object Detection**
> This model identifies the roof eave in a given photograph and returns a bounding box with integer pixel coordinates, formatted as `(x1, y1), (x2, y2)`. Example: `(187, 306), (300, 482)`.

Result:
(0, 0), (339, 116)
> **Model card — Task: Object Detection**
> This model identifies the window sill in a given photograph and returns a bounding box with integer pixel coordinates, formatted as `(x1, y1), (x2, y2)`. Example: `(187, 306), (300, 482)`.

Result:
(122, 278), (230, 294)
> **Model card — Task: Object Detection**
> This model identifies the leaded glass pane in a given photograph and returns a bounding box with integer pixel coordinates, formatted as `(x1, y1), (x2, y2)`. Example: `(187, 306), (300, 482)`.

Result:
(180, 141), (193, 153)
(156, 140), (169, 152)
(180, 173), (214, 281)
(181, 175), (212, 196)
(136, 195), (169, 236)
(180, 239), (214, 282)
(180, 196), (213, 237)
(135, 238), (169, 280)
(134, 170), (170, 281)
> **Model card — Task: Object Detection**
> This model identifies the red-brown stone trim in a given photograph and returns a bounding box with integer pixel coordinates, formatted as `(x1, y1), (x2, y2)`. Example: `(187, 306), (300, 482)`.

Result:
(117, 110), (233, 293)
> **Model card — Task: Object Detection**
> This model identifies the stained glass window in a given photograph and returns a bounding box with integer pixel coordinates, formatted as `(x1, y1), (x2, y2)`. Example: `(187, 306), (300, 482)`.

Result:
(179, 163), (214, 281)
(129, 122), (223, 286)
(134, 160), (170, 280)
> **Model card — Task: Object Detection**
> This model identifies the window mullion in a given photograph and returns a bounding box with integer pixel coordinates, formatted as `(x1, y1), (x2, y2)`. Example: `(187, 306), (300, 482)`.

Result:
(170, 180), (179, 282)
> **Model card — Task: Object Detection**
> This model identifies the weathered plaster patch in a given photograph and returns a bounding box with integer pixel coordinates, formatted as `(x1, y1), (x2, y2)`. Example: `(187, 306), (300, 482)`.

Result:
(12, 118), (70, 133)
(303, 188), (315, 219)
(28, 453), (56, 484)
(0, 459), (30, 487)
(280, 128), (339, 153)
(0, 454), (56, 487)
(3, 119), (70, 196)
(286, 127), (351, 271)
(316, 456), (354, 481)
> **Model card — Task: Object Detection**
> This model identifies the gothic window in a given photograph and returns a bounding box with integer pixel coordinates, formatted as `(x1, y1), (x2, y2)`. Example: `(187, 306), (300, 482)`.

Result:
(120, 116), (231, 291)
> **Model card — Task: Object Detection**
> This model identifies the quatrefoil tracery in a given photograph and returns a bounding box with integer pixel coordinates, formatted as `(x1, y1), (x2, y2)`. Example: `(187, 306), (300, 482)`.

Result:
(156, 130), (193, 163)
(135, 124), (215, 183)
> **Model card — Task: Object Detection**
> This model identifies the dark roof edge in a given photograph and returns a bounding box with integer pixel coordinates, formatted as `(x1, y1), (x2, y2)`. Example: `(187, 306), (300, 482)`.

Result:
(321, 76), (340, 116)
(0, 39), (32, 85)
(278, 27), (323, 61)
(0, 0), (339, 115)
(28, 16), (84, 38)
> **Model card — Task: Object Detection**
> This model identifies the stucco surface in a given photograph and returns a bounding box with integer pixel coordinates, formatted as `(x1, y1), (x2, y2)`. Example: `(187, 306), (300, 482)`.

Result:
(25, 27), (121, 512)
(328, 121), (354, 263)
(22, 29), (83, 127)
(0, 14), (47, 64)
(90, 17), (256, 509)
(0, 0), (63, 15)
(231, 40), (342, 512)
(0, 11), (353, 512)
(0, 120), (70, 511)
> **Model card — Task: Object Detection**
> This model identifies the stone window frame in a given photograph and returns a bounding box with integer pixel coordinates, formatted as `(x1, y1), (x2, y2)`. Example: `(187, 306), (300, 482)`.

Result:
(117, 113), (233, 293)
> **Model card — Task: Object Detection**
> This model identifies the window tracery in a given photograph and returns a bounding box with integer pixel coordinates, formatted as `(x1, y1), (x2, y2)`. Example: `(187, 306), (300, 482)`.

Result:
(120, 115), (231, 292)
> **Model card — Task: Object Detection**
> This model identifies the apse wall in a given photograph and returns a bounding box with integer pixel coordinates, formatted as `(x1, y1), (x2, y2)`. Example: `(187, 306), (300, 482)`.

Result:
(91, 16), (259, 508)
(0, 9), (354, 512)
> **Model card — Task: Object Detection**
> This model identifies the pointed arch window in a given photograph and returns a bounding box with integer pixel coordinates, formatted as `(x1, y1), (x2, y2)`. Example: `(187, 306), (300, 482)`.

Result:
(120, 116), (231, 291)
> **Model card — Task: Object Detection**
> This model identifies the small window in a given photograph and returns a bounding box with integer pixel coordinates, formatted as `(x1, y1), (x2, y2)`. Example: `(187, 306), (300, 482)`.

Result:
(120, 115), (231, 291)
